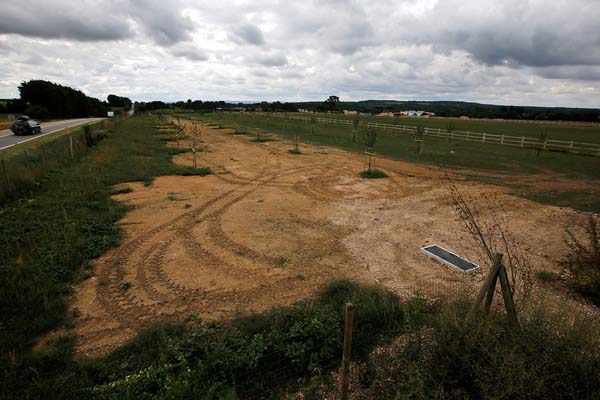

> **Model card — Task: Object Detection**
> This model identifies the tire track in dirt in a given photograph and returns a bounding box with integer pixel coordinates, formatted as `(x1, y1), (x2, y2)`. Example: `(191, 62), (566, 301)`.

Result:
(93, 189), (237, 333)
(205, 164), (335, 266)
(78, 122), (386, 353)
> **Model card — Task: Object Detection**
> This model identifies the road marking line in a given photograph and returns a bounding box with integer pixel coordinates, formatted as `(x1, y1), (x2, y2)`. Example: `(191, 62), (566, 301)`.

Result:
(0, 119), (87, 138)
(0, 119), (100, 152)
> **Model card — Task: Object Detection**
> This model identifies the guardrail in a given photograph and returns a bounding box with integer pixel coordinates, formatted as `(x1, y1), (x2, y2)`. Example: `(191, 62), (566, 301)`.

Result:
(247, 113), (600, 156)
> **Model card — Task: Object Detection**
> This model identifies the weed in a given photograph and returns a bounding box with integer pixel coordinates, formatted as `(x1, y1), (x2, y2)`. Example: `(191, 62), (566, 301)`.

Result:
(536, 270), (558, 283)
(174, 166), (212, 176)
(562, 215), (600, 306)
(288, 149), (302, 154)
(109, 187), (133, 195)
(184, 203), (192, 209)
(250, 137), (275, 143)
(120, 282), (132, 290)
(360, 169), (388, 179)
(277, 257), (288, 269)
(167, 192), (176, 201)
(167, 148), (193, 155)
(295, 274), (306, 281)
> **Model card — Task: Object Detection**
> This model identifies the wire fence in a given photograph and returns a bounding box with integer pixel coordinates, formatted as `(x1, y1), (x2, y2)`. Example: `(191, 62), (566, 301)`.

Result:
(240, 112), (600, 156)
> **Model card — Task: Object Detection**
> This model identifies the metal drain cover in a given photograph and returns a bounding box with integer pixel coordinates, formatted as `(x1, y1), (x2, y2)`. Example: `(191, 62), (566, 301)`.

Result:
(420, 244), (480, 273)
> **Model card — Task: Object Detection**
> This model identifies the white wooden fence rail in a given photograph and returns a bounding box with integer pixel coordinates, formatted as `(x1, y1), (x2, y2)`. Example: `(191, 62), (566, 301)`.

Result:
(243, 113), (600, 156)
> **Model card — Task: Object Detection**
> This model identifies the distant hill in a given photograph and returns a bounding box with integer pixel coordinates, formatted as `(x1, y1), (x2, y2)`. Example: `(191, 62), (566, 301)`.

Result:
(288, 100), (600, 122)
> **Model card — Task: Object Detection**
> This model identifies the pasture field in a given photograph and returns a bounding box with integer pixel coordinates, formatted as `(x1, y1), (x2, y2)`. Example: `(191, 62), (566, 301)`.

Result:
(51, 116), (591, 357)
(194, 112), (600, 213)
(2, 114), (599, 398)
(303, 112), (600, 143)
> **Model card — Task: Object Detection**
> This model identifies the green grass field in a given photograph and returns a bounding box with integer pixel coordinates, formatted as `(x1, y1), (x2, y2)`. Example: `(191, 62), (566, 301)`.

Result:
(190, 112), (600, 213)
(297, 112), (600, 143)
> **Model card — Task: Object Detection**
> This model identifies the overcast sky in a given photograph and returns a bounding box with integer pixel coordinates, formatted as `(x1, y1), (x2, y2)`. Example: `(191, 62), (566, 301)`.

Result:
(1, 0), (599, 107)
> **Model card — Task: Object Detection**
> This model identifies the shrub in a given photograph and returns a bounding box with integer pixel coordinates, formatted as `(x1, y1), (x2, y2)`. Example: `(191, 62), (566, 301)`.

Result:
(90, 280), (419, 399)
(360, 169), (388, 179)
(535, 270), (558, 283)
(350, 300), (600, 399)
(563, 215), (600, 305)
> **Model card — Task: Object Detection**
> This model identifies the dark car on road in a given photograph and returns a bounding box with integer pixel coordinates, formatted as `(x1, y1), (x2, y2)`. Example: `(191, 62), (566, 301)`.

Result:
(10, 116), (42, 136)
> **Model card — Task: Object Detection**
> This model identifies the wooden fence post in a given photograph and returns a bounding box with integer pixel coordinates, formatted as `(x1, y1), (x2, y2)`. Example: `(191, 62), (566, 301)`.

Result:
(341, 303), (355, 400)
(192, 125), (197, 169)
(69, 136), (74, 160)
(469, 252), (519, 326)
(1, 159), (11, 194)
(497, 262), (519, 326)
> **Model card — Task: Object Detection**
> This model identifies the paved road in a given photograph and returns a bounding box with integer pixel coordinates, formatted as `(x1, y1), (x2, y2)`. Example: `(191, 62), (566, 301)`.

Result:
(0, 118), (103, 152)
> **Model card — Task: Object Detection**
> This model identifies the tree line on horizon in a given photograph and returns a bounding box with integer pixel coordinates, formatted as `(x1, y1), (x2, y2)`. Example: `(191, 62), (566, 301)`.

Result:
(0, 80), (131, 119)
(137, 97), (600, 122)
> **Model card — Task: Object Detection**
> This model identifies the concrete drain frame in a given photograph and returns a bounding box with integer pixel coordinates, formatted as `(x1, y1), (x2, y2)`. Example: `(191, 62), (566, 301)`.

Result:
(420, 244), (480, 274)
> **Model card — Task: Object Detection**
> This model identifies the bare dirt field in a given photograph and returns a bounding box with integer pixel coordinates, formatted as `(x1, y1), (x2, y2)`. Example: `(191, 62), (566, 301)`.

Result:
(61, 123), (584, 356)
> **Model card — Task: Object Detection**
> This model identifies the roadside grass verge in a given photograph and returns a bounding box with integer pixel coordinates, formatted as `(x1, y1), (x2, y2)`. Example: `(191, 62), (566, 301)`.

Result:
(0, 121), (106, 203)
(0, 115), (211, 359)
(0, 120), (104, 159)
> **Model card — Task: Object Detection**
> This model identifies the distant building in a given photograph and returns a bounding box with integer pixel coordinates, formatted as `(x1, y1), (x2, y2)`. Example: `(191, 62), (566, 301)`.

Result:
(343, 110), (358, 115)
(398, 110), (435, 117)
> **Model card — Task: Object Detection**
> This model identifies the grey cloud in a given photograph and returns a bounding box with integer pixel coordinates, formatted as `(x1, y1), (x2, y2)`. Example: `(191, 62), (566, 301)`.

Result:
(130, 0), (195, 46)
(248, 51), (288, 66)
(402, 0), (600, 73)
(169, 44), (209, 61)
(231, 23), (265, 46)
(535, 66), (600, 81)
(318, 20), (376, 54)
(0, 2), (132, 41)
(0, 0), (196, 46)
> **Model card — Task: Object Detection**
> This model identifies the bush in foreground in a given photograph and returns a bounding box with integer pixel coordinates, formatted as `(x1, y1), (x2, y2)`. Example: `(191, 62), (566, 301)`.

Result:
(335, 299), (600, 400)
(563, 215), (600, 305)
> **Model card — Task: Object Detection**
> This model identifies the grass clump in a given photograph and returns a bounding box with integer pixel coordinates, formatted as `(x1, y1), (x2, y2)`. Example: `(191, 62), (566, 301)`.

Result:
(174, 166), (212, 176)
(535, 270), (558, 283)
(109, 187), (133, 196)
(563, 215), (600, 306)
(360, 169), (388, 179)
(288, 148), (302, 155)
(250, 137), (275, 143)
